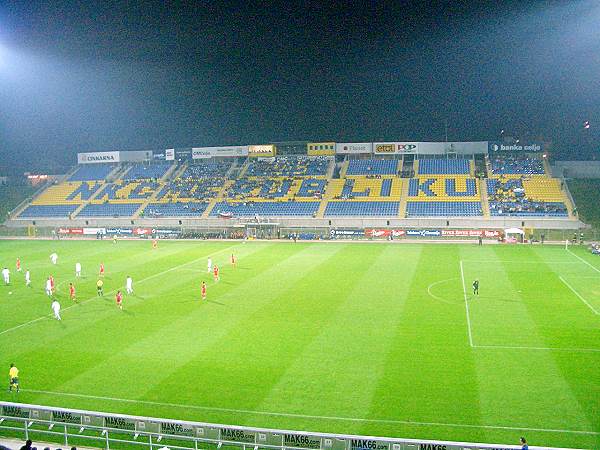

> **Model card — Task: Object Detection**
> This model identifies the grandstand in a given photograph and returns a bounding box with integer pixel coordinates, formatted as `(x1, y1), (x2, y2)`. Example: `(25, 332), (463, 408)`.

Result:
(8, 144), (580, 231)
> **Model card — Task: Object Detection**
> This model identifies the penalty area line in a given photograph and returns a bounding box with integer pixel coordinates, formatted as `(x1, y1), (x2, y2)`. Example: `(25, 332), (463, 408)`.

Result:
(566, 247), (600, 274)
(21, 389), (600, 436)
(474, 344), (600, 353)
(559, 276), (600, 316)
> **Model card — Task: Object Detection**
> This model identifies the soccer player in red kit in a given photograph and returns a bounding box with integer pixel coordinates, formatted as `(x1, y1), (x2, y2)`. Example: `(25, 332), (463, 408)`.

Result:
(16, 258), (21, 272)
(201, 281), (207, 300)
(152, 239), (158, 249)
(69, 282), (76, 303)
(230, 253), (236, 267)
(213, 265), (219, 282)
(115, 290), (123, 310)
(99, 263), (105, 277)
(49, 275), (55, 293)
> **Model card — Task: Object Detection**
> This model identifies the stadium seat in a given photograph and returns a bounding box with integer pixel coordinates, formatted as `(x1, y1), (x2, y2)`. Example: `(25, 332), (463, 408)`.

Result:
(346, 159), (398, 176)
(69, 164), (116, 181)
(18, 204), (79, 218)
(416, 159), (470, 175)
(123, 163), (172, 180)
(142, 202), (209, 217)
(210, 201), (320, 217)
(325, 201), (400, 216)
(490, 155), (545, 175)
(405, 201), (483, 217)
(78, 203), (141, 217)
(245, 157), (330, 177)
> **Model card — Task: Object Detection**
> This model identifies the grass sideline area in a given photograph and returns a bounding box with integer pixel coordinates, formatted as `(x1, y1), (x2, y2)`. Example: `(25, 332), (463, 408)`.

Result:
(0, 240), (599, 449)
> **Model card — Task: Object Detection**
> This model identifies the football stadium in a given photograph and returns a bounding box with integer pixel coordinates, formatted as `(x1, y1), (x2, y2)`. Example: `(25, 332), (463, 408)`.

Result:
(1, 3), (600, 450)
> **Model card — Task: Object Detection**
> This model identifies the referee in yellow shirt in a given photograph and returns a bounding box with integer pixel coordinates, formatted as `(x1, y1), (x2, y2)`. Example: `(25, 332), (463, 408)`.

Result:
(9, 363), (19, 392)
(97, 279), (104, 296)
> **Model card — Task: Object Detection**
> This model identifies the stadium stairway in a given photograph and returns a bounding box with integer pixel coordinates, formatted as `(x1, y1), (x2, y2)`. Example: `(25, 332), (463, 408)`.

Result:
(162, 162), (182, 180)
(479, 179), (491, 217)
(543, 157), (552, 176)
(132, 185), (163, 219)
(315, 199), (329, 218)
(201, 180), (234, 218)
(109, 164), (132, 181)
(562, 181), (578, 218)
(398, 180), (410, 217)
(237, 159), (251, 178)
(326, 159), (335, 179)
(339, 160), (349, 178)
(202, 199), (218, 218)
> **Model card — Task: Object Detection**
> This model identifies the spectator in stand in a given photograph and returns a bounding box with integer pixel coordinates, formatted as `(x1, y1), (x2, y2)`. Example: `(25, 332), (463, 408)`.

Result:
(519, 437), (528, 450)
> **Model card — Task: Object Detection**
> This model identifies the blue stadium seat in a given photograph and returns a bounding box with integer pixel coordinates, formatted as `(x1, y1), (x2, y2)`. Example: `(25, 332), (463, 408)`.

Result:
(296, 179), (327, 197)
(406, 202), (482, 217)
(78, 203), (141, 217)
(19, 204), (79, 218)
(491, 155), (545, 174)
(69, 165), (115, 181)
(346, 159), (398, 176)
(489, 202), (568, 217)
(143, 202), (208, 217)
(181, 162), (232, 178)
(418, 159), (470, 175)
(325, 201), (400, 216)
(210, 201), (320, 217)
(124, 163), (172, 180)
(246, 157), (329, 177)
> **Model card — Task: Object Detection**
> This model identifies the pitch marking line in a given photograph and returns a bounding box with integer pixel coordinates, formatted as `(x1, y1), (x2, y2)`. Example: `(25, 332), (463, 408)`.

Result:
(426, 278), (459, 305)
(566, 247), (600, 274)
(474, 344), (600, 353)
(0, 245), (237, 336)
(19, 389), (600, 436)
(461, 260), (581, 264)
(558, 276), (600, 316)
(459, 260), (474, 347)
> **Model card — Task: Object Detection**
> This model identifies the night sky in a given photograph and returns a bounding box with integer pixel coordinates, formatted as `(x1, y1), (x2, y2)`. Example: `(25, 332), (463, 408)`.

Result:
(1, 1), (599, 173)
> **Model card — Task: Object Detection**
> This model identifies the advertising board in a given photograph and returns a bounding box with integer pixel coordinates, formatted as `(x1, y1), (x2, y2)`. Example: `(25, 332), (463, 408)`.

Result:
(248, 144), (276, 157)
(335, 143), (373, 154)
(58, 228), (84, 235)
(405, 230), (442, 237)
(165, 149), (175, 161)
(192, 146), (248, 159)
(329, 229), (364, 238)
(488, 141), (544, 152)
(83, 227), (106, 235)
(418, 141), (488, 155)
(373, 142), (419, 154)
(307, 142), (336, 156)
(364, 229), (406, 238)
(441, 229), (501, 237)
(77, 151), (120, 164)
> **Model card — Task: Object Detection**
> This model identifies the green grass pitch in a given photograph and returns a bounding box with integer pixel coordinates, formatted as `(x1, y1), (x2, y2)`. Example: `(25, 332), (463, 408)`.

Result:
(0, 239), (599, 449)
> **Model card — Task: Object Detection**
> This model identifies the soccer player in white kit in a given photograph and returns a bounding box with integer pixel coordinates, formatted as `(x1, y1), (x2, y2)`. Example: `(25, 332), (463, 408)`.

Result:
(51, 299), (61, 321)
(207, 257), (212, 273)
(50, 253), (58, 265)
(126, 276), (133, 294)
(25, 270), (31, 287)
(75, 262), (82, 277)
(2, 267), (10, 285)
(45, 277), (53, 296)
